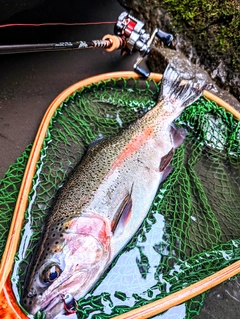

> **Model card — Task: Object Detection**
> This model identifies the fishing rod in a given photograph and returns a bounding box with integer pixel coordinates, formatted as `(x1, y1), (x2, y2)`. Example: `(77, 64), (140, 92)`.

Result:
(0, 39), (115, 54)
(0, 12), (173, 77)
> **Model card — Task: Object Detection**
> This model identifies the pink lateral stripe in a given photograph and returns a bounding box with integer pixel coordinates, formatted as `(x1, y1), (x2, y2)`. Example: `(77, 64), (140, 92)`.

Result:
(111, 127), (154, 171)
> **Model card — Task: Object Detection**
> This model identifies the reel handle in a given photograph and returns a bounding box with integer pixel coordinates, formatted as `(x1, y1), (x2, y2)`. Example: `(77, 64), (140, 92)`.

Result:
(156, 30), (173, 46)
(134, 65), (150, 78)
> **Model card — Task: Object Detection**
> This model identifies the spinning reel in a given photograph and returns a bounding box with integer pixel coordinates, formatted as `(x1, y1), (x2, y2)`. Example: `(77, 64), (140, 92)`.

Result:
(111, 12), (173, 77)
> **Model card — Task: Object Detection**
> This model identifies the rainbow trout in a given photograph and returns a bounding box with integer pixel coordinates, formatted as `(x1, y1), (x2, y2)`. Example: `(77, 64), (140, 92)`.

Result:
(22, 65), (205, 318)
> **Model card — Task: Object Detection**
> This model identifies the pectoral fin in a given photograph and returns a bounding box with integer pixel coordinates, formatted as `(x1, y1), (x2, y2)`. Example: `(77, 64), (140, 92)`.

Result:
(111, 184), (133, 237)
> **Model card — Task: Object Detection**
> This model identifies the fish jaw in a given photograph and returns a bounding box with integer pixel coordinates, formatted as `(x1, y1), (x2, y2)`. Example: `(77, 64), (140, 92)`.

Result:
(38, 265), (104, 318)
(24, 213), (112, 317)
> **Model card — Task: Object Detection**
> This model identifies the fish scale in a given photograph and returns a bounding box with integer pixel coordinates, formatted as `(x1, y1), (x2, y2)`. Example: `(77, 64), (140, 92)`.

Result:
(22, 65), (206, 318)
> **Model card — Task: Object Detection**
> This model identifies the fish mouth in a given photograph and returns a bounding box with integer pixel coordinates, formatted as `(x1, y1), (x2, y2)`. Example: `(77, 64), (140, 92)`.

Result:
(36, 269), (91, 317)
(38, 285), (74, 317)
(40, 294), (63, 314)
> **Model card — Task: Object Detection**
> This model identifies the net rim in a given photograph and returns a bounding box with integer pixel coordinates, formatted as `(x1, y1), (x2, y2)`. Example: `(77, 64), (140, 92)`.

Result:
(0, 71), (239, 319)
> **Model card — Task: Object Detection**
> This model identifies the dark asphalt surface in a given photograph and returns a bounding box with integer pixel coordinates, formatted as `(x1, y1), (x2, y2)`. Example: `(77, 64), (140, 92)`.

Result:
(0, 0), (137, 179)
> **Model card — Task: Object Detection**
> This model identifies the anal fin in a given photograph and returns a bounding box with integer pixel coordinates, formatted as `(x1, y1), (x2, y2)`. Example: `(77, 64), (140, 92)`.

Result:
(170, 124), (187, 148)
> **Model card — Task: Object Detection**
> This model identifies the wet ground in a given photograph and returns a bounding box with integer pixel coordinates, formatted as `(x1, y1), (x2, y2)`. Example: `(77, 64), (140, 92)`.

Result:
(0, 0), (239, 318)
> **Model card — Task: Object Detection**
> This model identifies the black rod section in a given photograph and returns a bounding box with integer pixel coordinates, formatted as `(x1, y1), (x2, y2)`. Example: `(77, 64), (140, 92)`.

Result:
(0, 39), (110, 54)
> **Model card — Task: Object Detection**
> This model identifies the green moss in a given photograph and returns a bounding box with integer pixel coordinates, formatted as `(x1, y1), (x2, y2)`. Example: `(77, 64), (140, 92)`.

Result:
(159, 0), (240, 69)
(161, 0), (238, 27)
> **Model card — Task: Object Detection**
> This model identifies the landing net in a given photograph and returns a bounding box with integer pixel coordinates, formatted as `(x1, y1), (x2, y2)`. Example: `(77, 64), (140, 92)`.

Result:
(0, 77), (239, 318)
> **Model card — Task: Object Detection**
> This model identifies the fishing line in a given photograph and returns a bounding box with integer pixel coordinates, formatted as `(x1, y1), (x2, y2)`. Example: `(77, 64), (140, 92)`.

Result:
(0, 21), (117, 29)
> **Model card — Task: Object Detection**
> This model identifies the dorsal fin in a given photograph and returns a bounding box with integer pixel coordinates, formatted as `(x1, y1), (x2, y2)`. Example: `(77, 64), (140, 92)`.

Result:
(87, 134), (106, 151)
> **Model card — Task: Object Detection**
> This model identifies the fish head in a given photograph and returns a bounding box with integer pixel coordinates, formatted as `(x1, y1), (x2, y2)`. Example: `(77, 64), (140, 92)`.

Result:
(22, 213), (112, 318)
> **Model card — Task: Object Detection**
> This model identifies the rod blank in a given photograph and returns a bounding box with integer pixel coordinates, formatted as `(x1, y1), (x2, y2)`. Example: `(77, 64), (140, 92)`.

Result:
(0, 39), (111, 54)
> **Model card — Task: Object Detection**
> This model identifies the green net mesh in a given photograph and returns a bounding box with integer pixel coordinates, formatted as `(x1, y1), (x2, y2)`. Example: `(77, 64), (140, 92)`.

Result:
(0, 77), (239, 319)
(0, 144), (32, 257)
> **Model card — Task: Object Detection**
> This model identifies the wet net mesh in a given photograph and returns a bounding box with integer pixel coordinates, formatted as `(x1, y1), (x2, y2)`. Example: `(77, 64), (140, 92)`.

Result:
(0, 77), (239, 319)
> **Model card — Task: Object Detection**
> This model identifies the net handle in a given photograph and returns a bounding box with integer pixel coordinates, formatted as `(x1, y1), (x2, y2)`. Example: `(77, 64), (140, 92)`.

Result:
(0, 71), (239, 318)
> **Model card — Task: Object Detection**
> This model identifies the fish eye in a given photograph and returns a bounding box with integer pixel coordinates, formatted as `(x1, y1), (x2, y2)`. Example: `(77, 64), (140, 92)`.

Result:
(41, 263), (62, 284)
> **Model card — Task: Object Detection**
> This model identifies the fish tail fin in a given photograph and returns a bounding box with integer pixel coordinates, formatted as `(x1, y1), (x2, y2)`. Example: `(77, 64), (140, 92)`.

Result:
(159, 64), (207, 110)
